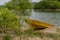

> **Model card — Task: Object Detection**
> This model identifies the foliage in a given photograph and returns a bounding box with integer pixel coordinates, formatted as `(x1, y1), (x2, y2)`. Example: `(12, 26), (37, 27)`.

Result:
(34, 0), (60, 9)
(5, 0), (33, 16)
(0, 5), (4, 9)
(3, 34), (11, 40)
(5, 0), (33, 25)
(0, 8), (20, 32)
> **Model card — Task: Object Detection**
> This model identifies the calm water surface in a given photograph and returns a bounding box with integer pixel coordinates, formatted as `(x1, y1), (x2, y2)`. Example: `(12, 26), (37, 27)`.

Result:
(30, 10), (60, 26)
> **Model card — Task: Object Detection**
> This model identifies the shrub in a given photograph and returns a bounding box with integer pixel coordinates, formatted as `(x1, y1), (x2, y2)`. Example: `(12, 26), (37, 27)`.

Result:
(0, 8), (20, 33)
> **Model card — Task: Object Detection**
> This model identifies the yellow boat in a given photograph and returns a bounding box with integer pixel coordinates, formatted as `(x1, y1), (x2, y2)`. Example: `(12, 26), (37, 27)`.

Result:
(24, 18), (54, 30)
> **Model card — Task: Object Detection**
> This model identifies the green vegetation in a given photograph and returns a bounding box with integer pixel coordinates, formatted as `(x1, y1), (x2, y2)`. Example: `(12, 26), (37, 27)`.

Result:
(0, 8), (20, 33)
(3, 34), (11, 40)
(34, 0), (60, 9)
(5, 0), (33, 16)
(0, 0), (33, 40)
(5, 0), (33, 25)
(18, 29), (60, 40)
(0, 0), (60, 40)
(0, 5), (4, 9)
(0, 0), (33, 33)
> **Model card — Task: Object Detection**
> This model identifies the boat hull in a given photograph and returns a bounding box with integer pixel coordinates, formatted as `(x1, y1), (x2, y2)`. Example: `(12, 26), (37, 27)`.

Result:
(25, 18), (54, 30)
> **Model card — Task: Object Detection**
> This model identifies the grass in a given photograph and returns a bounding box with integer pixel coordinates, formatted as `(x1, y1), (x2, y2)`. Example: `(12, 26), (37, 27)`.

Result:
(1, 27), (60, 40)
(19, 29), (60, 40)
(56, 27), (60, 32)
(1, 31), (60, 40)
(3, 34), (11, 40)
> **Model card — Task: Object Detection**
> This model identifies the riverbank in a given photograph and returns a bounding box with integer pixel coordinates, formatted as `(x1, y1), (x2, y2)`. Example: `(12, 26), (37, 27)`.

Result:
(12, 26), (60, 40)
(34, 9), (60, 12)
(0, 26), (60, 40)
(21, 25), (60, 34)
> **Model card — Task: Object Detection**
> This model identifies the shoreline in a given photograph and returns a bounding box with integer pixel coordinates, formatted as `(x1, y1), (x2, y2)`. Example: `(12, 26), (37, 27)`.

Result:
(34, 9), (60, 12)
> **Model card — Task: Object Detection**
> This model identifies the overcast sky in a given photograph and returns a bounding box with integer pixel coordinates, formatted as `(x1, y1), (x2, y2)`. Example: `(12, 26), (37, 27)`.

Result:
(32, 0), (40, 2)
(0, 0), (40, 5)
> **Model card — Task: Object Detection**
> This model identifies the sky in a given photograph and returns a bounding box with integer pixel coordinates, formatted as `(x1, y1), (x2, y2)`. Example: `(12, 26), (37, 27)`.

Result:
(32, 0), (40, 2)
(0, 0), (10, 5)
(0, 0), (40, 5)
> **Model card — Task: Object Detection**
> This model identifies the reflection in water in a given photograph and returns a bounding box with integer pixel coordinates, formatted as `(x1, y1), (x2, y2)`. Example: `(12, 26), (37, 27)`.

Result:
(30, 10), (60, 26)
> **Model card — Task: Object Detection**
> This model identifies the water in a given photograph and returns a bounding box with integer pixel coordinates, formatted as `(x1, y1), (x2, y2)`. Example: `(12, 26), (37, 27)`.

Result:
(30, 10), (60, 26)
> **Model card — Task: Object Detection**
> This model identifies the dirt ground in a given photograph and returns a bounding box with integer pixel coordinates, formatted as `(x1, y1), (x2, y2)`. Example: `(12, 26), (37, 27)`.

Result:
(12, 26), (60, 40)
(0, 26), (60, 40)
(40, 27), (59, 33)
(21, 25), (60, 34)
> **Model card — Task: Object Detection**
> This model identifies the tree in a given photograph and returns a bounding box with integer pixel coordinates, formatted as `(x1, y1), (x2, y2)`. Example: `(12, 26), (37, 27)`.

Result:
(34, 0), (60, 9)
(5, 0), (33, 24)
(5, 0), (33, 16)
